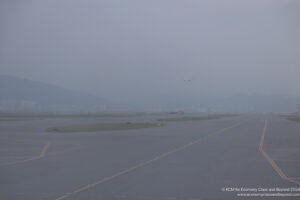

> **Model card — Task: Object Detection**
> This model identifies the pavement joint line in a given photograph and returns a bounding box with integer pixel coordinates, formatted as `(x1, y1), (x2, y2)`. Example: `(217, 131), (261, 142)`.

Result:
(55, 119), (249, 200)
(0, 142), (50, 167)
(259, 119), (300, 185)
(273, 159), (300, 162)
(114, 194), (127, 198)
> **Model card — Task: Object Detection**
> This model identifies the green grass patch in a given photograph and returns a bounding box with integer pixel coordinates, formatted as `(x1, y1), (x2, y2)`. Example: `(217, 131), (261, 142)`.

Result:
(0, 112), (165, 120)
(46, 122), (164, 133)
(281, 115), (300, 122)
(158, 114), (237, 122)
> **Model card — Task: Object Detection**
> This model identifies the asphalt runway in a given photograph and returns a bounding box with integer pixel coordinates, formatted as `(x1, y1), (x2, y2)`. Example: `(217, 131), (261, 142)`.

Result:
(1, 114), (300, 200)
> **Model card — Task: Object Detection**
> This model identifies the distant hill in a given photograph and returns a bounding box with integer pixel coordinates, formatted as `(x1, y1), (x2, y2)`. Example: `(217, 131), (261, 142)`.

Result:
(0, 75), (109, 112)
(1, 74), (298, 113)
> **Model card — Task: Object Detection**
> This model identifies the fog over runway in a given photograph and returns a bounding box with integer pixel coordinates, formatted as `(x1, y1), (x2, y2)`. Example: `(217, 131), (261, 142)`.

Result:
(1, 0), (300, 109)
(1, 1), (300, 199)
(1, 114), (300, 200)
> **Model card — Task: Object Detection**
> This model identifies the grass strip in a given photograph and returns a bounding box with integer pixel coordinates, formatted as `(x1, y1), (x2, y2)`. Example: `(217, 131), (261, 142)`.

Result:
(47, 122), (164, 132)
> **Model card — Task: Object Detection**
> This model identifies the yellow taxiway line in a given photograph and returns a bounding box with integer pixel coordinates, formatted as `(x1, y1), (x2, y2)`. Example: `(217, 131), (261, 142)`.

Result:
(259, 119), (300, 185)
(55, 119), (248, 200)
(0, 142), (50, 167)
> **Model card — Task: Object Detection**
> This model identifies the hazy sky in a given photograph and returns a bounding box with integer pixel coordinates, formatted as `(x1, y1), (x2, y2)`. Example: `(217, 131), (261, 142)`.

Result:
(1, 0), (300, 100)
